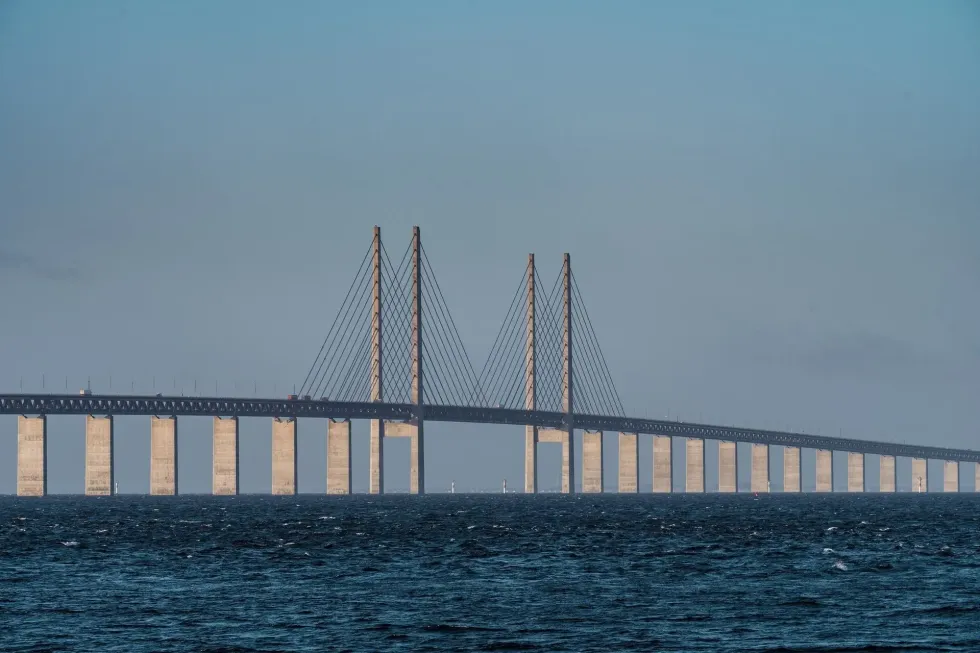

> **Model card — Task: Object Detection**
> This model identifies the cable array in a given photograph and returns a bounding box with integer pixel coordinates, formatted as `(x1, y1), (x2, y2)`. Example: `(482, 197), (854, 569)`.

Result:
(570, 272), (625, 416)
(298, 242), (374, 401)
(419, 245), (485, 406)
(476, 264), (625, 416)
(298, 230), (623, 415)
(299, 233), (487, 407)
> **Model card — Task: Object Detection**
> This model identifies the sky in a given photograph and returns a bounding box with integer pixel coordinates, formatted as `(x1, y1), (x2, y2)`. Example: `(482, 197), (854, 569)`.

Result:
(1, 1), (978, 494)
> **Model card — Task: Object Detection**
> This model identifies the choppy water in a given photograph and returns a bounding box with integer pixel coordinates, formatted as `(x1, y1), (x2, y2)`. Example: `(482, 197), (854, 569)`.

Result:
(2, 495), (980, 652)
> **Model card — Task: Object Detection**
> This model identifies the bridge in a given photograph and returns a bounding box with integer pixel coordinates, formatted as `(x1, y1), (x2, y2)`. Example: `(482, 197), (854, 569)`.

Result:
(4, 227), (978, 495)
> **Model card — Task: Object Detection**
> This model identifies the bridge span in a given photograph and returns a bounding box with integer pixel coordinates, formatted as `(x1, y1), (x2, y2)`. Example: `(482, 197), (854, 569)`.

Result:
(3, 392), (978, 495)
(6, 227), (976, 496)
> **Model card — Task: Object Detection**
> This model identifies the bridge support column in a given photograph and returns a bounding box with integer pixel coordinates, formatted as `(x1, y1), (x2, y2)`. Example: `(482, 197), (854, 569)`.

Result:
(582, 431), (603, 493)
(212, 417), (239, 495)
(540, 428), (571, 492)
(944, 461), (958, 492)
(847, 452), (864, 492)
(879, 455), (896, 492)
(912, 457), (927, 492)
(653, 435), (672, 493)
(17, 415), (47, 497)
(328, 419), (352, 494)
(150, 416), (178, 495)
(685, 438), (705, 493)
(85, 415), (113, 496)
(751, 444), (769, 493)
(718, 441), (737, 492)
(410, 424), (424, 495)
(618, 433), (638, 493)
(525, 426), (538, 493)
(369, 420), (383, 494)
(272, 418), (297, 495)
(815, 449), (833, 492)
(783, 446), (801, 493)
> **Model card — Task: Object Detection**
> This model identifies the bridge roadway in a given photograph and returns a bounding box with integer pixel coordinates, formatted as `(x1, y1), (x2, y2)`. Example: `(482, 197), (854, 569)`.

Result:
(3, 393), (978, 464)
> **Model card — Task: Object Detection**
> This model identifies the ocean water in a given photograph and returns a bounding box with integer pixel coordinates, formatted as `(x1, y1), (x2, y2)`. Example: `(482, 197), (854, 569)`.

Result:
(1, 495), (979, 652)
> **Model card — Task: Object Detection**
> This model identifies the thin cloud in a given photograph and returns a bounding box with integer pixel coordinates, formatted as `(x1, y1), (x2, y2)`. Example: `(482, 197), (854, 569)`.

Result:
(0, 249), (82, 282)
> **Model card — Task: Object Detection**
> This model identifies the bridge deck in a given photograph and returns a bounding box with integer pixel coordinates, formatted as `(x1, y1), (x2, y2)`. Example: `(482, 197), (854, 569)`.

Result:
(2, 394), (978, 464)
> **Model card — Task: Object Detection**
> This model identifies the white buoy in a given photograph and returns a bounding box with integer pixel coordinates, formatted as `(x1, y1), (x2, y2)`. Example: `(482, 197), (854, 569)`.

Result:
(451, 480), (455, 494)
(502, 479), (507, 494)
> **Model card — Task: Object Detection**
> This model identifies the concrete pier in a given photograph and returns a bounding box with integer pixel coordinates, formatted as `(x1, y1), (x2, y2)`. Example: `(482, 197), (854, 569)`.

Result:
(653, 435), (672, 493)
(783, 446), (801, 493)
(750, 443), (769, 492)
(912, 457), (927, 492)
(815, 450), (833, 492)
(879, 455), (896, 492)
(525, 426), (538, 493)
(327, 419), (352, 494)
(85, 415), (113, 496)
(369, 420), (383, 494)
(847, 452), (864, 492)
(212, 416), (239, 495)
(271, 418), (297, 495)
(540, 428), (571, 492)
(150, 416), (178, 495)
(618, 432), (638, 493)
(685, 438), (705, 493)
(17, 415), (47, 497)
(582, 431), (604, 493)
(718, 441), (737, 492)
(944, 461), (958, 492)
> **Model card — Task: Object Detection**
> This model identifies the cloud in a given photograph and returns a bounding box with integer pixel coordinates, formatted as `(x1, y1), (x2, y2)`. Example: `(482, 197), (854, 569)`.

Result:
(734, 329), (952, 382)
(0, 249), (82, 281)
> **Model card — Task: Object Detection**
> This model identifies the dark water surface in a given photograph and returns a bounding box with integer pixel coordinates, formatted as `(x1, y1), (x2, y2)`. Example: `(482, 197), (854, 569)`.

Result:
(2, 495), (980, 652)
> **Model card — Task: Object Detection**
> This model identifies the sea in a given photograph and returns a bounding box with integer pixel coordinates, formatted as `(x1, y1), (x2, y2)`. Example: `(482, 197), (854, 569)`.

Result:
(1, 494), (979, 652)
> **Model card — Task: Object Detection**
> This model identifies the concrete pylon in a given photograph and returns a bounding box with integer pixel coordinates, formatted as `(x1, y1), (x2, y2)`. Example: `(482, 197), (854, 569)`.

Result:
(369, 226), (384, 494)
(618, 432), (638, 493)
(582, 431), (603, 493)
(912, 457), (927, 492)
(150, 416), (178, 495)
(750, 443), (769, 493)
(328, 419), (352, 494)
(815, 449), (833, 492)
(783, 446), (801, 493)
(17, 415), (47, 497)
(523, 254), (538, 494)
(847, 452), (864, 492)
(85, 415), (114, 496)
(212, 416), (239, 495)
(653, 435), (672, 493)
(272, 418), (297, 495)
(718, 441), (737, 492)
(561, 252), (575, 494)
(409, 226), (425, 494)
(944, 461), (958, 492)
(879, 455), (896, 492)
(685, 438), (705, 493)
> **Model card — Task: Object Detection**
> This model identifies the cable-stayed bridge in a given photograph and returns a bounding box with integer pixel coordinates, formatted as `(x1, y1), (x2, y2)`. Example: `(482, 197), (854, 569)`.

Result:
(3, 227), (978, 496)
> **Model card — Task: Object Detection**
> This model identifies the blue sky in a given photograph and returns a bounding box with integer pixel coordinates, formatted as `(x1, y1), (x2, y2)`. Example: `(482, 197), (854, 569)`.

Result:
(1, 1), (978, 493)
